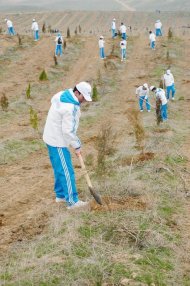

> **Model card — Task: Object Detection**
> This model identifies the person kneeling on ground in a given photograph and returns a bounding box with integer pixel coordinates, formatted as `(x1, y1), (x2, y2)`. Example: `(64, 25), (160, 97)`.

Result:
(136, 83), (150, 112)
(150, 86), (168, 121)
(43, 82), (92, 210)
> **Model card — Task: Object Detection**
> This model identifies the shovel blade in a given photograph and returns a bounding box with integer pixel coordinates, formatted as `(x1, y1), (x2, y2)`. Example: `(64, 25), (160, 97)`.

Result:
(89, 186), (102, 205)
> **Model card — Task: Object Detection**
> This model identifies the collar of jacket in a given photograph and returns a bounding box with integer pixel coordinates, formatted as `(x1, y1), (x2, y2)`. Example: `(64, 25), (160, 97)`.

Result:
(60, 89), (80, 106)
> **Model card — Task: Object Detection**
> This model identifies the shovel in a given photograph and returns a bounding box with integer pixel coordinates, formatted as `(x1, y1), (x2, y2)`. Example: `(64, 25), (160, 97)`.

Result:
(78, 154), (102, 205)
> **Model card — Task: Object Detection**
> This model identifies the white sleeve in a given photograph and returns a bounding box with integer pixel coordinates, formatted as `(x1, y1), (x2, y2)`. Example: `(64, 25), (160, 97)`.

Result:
(136, 87), (139, 95)
(61, 108), (81, 149)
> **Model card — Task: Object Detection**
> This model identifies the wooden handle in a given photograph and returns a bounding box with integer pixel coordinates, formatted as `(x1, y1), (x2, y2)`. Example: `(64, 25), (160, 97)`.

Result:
(78, 154), (93, 188)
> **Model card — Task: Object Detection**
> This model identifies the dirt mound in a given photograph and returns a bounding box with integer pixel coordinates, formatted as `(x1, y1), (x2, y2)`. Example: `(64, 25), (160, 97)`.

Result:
(120, 152), (155, 166)
(90, 196), (147, 212)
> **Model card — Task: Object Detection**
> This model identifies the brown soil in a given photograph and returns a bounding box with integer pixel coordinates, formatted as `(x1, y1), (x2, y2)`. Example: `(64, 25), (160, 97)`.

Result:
(90, 196), (147, 212)
(120, 152), (155, 166)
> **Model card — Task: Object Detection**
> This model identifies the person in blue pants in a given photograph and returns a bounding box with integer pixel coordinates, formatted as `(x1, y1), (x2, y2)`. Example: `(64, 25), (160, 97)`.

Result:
(55, 33), (63, 56)
(43, 82), (92, 210)
(111, 18), (116, 38)
(98, 36), (105, 59)
(163, 69), (176, 100)
(136, 83), (151, 112)
(150, 86), (168, 121)
(5, 19), (16, 35)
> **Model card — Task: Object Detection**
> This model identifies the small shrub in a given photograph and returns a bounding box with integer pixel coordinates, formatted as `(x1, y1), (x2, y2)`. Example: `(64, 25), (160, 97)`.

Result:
(0, 27), (2, 34)
(63, 40), (67, 49)
(97, 69), (103, 85)
(29, 106), (38, 130)
(92, 83), (98, 101)
(156, 98), (162, 125)
(79, 25), (82, 33)
(17, 34), (22, 46)
(26, 83), (31, 99)
(42, 22), (46, 33)
(67, 27), (71, 38)
(39, 70), (48, 81)
(0, 93), (9, 111)
(168, 27), (173, 40)
(53, 55), (58, 66)
(48, 25), (51, 33)
(166, 50), (170, 61)
(74, 27), (77, 35)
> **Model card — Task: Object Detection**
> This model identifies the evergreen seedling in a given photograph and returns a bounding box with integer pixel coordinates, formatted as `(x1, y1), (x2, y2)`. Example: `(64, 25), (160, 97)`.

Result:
(42, 23), (46, 33)
(63, 40), (67, 49)
(26, 83), (31, 99)
(0, 27), (2, 34)
(168, 27), (173, 40)
(156, 99), (162, 125)
(67, 27), (71, 38)
(54, 55), (58, 66)
(39, 70), (48, 81)
(17, 34), (22, 46)
(0, 93), (9, 111)
(79, 25), (82, 33)
(29, 106), (38, 130)
(92, 84), (98, 101)
(74, 27), (78, 35)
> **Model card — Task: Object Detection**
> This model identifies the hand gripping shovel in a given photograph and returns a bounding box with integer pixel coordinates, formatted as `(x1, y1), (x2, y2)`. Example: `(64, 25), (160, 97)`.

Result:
(78, 154), (102, 205)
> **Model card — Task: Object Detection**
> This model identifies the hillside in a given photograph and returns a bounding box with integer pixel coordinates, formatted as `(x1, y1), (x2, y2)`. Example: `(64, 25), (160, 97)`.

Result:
(0, 11), (190, 286)
(0, 0), (190, 12)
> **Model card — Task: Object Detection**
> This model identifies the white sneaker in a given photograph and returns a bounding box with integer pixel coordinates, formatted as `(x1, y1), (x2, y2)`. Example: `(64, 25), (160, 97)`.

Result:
(147, 110), (150, 112)
(172, 98), (175, 101)
(67, 200), (88, 210)
(55, 197), (66, 203)
(140, 110), (143, 112)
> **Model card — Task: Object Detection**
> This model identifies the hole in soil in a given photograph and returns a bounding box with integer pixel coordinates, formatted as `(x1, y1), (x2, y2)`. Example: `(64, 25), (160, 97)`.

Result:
(106, 54), (120, 59)
(90, 196), (147, 212)
(121, 152), (155, 166)
(153, 128), (171, 133)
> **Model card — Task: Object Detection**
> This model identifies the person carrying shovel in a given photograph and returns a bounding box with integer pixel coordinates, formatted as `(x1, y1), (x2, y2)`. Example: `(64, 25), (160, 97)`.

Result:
(43, 82), (92, 209)
(150, 86), (168, 121)
(135, 83), (150, 112)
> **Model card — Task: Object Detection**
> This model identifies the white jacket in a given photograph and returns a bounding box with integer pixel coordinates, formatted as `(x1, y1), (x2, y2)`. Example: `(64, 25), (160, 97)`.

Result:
(98, 39), (105, 48)
(55, 36), (63, 45)
(163, 73), (174, 87)
(155, 88), (167, 105)
(6, 20), (13, 28)
(112, 21), (116, 29)
(31, 22), (39, 31)
(155, 22), (162, 29)
(43, 89), (81, 149)
(136, 86), (149, 97)
(149, 32), (156, 42)
(120, 24), (127, 33)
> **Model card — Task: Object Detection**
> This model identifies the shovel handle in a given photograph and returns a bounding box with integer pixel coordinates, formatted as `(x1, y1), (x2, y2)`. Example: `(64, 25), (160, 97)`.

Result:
(78, 154), (93, 188)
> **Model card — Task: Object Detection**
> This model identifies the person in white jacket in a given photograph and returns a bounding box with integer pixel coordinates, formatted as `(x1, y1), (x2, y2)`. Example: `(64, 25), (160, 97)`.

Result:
(5, 18), (15, 35)
(111, 18), (116, 38)
(149, 31), (156, 49)
(155, 20), (162, 36)
(55, 32), (63, 56)
(120, 23), (127, 40)
(136, 83), (150, 112)
(98, 36), (105, 59)
(150, 86), (168, 121)
(43, 82), (92, 209)
(120, 37), (127, 61)
(31, 19), (39, 41)
(163, 69), (176, 100)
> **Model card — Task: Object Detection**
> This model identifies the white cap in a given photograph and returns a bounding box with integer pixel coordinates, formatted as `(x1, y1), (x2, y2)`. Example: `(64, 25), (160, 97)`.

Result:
(166, 69), (171, 74)
(76, 82), (92, 102)
(143, 83), (148, 89)
(150, 86), (156, 91)
(113, 18), (116, 21)
(32, 19), (35, 22)
(99, 35), (104, 39)
(5, 18), (8, 22)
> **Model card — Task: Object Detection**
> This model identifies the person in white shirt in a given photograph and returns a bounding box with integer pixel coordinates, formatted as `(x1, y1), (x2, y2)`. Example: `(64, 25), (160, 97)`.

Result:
(120, 37), (127, 61)
(31, 19), (39, 41)
(5, 18), (15, 35)
(55, 32), (63, 56)
(155, 20), (162, 36)
(163, 69), (176, 100)
(43, 82), (92, 209)
(120, 23), (127, 40)
(149, 31), (156, 50)
(136, 83), (150, 112)
(111, 18), (116, 38)
(98, 36), (105, 59)
(150, 86), (168, 121)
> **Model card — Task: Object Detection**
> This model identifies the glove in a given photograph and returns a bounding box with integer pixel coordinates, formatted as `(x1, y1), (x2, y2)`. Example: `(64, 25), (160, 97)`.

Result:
(144, 95), (148, 100)
(75, 148), (81, 156)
